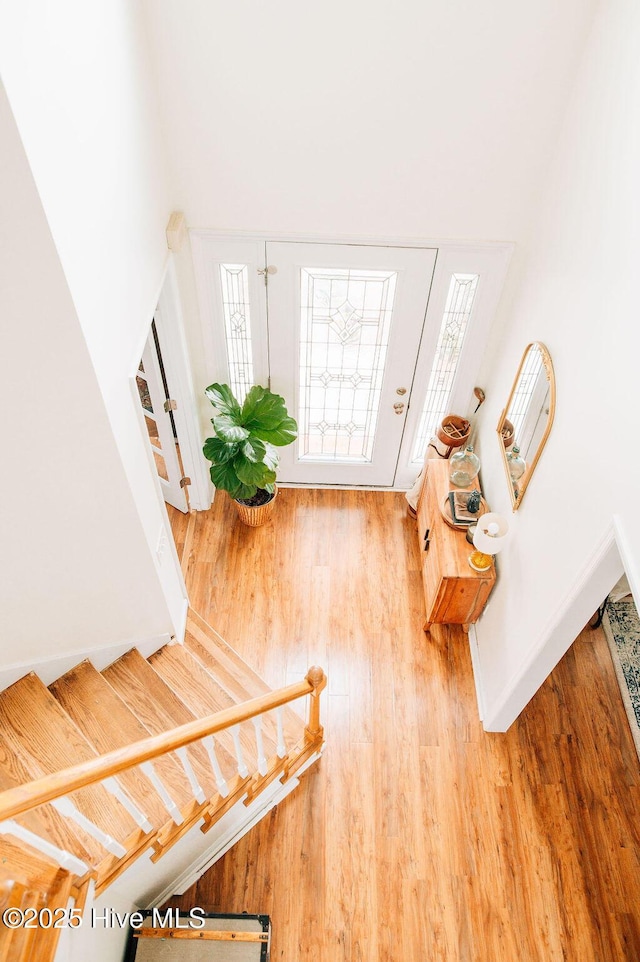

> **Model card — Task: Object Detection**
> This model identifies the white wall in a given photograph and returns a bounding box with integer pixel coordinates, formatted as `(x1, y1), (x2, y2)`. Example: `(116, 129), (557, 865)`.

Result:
(0, 1), (187, 666)
(143, 0), (596, 242)
(0, 81), (176, 670)
(472, 0), (639, 728)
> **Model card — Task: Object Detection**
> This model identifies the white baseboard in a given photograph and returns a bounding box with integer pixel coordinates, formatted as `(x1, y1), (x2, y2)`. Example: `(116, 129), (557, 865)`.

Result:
(0, 631), (173, 692)
(467, 624), (486, 722)
(172, 596), (189, 644)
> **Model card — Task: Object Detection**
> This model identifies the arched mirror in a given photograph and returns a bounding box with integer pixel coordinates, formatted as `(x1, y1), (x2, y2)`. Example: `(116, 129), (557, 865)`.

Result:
(497, 342), (556, 510)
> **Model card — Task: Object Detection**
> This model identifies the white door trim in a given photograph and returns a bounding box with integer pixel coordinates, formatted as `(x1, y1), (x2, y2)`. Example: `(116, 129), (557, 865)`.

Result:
(191, 227), (514, 253)
(154, 258), (211, 511)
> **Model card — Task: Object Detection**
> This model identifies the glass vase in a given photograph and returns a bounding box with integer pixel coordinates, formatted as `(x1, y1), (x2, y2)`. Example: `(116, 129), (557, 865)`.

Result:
(449, 445), (480, 488)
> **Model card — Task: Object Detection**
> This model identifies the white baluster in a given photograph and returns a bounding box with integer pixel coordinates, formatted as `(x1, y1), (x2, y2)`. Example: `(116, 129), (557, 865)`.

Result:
(202, 736), (229, 798)
(52, 797), (126, 857)
(252, 716), (268, 776)
(175, 747), (206, 804)
(231, 724), (249, 778)
(103, 777), (153, 833)
(275, 707), (287, 758)
(140, 762), (183, 825)
(0, 819), (89, 876)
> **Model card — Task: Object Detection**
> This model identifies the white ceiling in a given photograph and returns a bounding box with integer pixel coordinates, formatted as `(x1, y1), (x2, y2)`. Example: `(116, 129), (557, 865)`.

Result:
(143, 0), (598, 242)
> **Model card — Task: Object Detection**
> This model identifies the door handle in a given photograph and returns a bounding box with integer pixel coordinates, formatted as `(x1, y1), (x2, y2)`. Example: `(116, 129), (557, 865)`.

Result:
(393, 402), (405, 414)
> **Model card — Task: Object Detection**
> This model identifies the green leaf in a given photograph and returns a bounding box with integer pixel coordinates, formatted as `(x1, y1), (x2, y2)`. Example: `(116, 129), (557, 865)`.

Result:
(243, 389), (293, 432)
(204, 383), (242, 418)
(258, 416), (298, 446)
(242, 437), (266, 463)
(235, 455), (276, 488)
(203, 436), (237, 464)
(263, 442), (279, 471)
(213, 414), (250, 443)
(209, 460), (255, 500)
(240, 385), (269, 422)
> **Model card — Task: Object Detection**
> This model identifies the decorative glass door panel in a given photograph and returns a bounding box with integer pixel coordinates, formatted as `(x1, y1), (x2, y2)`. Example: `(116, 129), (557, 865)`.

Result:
(299, 267), (397, 463)
(219, 263), (255, 404)
(268, 242), (437, 486)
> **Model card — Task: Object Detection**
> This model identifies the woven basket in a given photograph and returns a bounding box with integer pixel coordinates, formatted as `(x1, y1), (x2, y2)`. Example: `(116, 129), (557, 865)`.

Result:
(436, 414), (471, 448)
(233, 486), (278, 527)
(500, 419), (515, 447)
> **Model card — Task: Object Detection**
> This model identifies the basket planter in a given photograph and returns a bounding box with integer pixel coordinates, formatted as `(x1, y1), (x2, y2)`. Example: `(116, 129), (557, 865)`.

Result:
(436, 414), (471, 448)
(203, 383), (297, 530)
(233, 486), (278, 527)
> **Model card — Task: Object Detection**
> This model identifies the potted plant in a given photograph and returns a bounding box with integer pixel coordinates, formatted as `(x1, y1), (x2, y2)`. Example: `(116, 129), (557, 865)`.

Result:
(203, 382), (298, 526)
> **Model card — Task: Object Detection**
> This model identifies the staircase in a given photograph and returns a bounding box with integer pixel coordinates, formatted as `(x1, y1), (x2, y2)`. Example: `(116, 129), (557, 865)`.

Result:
(0, 609), (326, 962)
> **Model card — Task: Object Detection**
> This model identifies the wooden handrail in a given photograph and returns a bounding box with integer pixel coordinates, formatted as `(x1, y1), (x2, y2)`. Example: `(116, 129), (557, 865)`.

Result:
(0, 667), (326, 823)
(304, 665), (326, 740)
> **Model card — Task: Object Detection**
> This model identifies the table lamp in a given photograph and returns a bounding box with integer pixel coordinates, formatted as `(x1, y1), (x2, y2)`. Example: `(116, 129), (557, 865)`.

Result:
(469, 512), (509, 571)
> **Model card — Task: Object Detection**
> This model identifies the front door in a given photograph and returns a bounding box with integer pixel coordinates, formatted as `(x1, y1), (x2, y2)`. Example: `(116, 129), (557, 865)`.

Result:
(192, 234), (511, 488)
(266, 242), (437, 486)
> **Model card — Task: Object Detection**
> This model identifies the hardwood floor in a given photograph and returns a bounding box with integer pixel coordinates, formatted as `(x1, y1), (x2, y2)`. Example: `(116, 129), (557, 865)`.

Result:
(165, 489), (640, 961)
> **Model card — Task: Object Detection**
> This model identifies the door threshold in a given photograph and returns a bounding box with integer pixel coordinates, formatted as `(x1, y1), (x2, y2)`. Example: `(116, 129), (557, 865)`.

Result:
(277, 482), (412, 492)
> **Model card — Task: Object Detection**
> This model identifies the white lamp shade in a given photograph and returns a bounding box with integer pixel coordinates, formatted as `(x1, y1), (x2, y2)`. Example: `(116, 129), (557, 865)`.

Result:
(472, 512), (510, 555)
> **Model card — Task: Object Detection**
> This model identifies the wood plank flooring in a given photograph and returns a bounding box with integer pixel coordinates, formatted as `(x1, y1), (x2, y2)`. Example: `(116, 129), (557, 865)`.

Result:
(165, 488), (640, 962)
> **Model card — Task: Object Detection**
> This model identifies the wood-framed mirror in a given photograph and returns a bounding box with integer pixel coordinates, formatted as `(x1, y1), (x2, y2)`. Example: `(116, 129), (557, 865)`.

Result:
(497, 342), (556, 510)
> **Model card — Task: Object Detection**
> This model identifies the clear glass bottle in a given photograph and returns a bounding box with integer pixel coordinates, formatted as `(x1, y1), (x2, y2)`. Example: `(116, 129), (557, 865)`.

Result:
(449, 444), (480, 487)
(507, 445), (526, 484)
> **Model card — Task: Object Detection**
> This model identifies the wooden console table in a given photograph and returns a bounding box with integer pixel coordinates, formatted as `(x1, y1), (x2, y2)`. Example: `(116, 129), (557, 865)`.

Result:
(416, 459), (496, 632)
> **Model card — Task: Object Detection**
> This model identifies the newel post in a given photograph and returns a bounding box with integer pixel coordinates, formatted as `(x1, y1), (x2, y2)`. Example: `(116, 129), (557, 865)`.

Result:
(304, 666), (327, 743)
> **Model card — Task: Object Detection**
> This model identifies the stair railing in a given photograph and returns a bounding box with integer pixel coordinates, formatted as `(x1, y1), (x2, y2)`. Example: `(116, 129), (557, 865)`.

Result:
(0, 666), (326, 879)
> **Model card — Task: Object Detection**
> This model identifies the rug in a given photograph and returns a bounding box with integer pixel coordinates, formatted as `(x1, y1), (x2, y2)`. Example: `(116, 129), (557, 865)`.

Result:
(125, 914), (270, 962)
(602, 597), (640, 762)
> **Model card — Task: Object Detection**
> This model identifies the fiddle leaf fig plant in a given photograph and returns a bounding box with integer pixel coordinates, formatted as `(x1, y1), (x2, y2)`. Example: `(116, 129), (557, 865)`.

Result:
(203, 383), (297, 502)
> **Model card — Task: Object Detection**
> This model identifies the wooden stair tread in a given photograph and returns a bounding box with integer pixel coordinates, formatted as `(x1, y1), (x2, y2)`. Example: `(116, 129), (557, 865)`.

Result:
(102, 649), (232, 796)
(0, 838), (61, 891)
(185, 620), (303, 750)
(185, 629), (300, 754)
(0, 674), (135, 843)
(186, 610), (271, 697)
(149, 646), (276, 777)
(49, 661), (196, 821)
(0, 727), (105, 867)
(150, 645), (238, 714)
